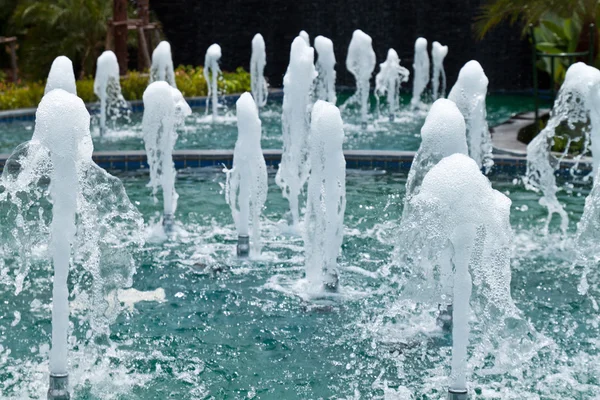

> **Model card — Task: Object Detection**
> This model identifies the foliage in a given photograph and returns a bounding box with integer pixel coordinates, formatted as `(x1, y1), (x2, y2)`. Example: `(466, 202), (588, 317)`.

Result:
(0, 67), (252, 110)
(475, 0), (599, 39)
(533, 15), (582, 85)
(476, 0), (600, 86)
(9, 0), (111, 80)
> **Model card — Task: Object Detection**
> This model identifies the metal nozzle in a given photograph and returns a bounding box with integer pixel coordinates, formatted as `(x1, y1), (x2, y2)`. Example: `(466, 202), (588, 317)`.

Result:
(237, 234), (250, 258)
(163, 213), (175, 232)
(48, 373), (70, 400)
(448, 388), (468, 400)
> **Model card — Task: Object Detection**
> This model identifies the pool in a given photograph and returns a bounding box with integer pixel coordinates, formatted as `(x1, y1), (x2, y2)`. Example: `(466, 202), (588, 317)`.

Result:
(0, 93), (538, 155)
(1, 167), (597, 399)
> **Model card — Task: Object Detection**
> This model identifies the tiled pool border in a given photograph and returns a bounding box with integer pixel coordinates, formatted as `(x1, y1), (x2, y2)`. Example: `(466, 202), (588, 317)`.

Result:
(0, 149), (590, 177)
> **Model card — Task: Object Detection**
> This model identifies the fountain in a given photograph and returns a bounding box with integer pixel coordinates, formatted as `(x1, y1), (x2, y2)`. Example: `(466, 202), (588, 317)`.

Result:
(0, 88), (144, 399)
(142, 81), (191, 231)
(250, 33), (269, 109)
(94, 50), (130, 136)
(448, 60), (493, 173)
(225, 92), (268, 257)
(275, 36), (317, 229)
(345, 29), (376, 128)
(313, 35), (337, 104)
(374, 48), (410, 121)
(150, 41), (177, 87)
(525, 62), (600, 235)
(204, 43), (222, 120)
(304, 100), (346, 292)
(431, 41), (448, 100)
(403, 98), (467, 207)
(410, 37), (430, 110)
(399, 153), (516, 399)
(299, 30), (310, 45)
(45, 56), (76, 95)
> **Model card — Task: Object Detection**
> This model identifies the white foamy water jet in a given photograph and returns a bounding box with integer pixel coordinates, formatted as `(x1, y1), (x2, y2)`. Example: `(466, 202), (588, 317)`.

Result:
(410, 37), (430, 110)
(225, 93), (268, 256)
(250, 34), (268, 109)
(344, 29), (376, 127)
(525, 63), (600, 235)
(150, 41), (176, 87)
(375, 48), (410, 121)
(448, 60), (493, 172)
(299, 30), (310, 45)
(399, 153), (522, 395)
(45, 56), (77, 95)
(94, 50), (130, 136)
(304, 100), (346, 292)
(403, 99), (467, 207)
(0, 89), (144, 388)
(275, 36), (317, 228)
(204, 43), (222, 120)
(142, 81), (191, 229)
(314, 35), (337, 104)
(431, 41), (448, 100)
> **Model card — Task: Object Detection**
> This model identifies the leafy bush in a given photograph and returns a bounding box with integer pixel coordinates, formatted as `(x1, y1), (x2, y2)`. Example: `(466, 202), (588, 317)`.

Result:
(0, 66), (251, 110)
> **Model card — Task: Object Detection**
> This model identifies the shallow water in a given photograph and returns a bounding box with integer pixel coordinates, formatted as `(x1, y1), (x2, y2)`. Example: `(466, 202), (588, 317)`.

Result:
(0, 93), (537, 155)
(1, 168), (598, 399)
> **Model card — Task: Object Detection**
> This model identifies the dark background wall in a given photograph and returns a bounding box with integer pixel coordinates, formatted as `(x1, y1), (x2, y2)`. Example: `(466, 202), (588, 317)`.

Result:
(151, 0), (532, 92)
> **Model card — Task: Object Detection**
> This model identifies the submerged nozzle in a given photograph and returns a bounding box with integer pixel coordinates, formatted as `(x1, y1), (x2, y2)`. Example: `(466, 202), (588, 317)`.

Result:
(437, 303), (453, 331)
(448, 388), (468, 400)
(237, 234), (250, 257)
(163, 213), (175, 231)
(47, 374), (70, 400)
(323, 272), (339, 293)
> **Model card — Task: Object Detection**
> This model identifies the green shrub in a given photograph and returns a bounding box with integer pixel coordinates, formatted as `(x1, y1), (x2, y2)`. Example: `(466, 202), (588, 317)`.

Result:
(0, 66), (252, 110)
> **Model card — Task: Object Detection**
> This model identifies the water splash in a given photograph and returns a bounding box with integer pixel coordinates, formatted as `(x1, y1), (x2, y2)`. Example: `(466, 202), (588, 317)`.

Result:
(313, 35), (337, 104)
(410, 38), (430, 110)
(304, 100), (346, 293)
(431, 41), (448, 100)
(45, 56), (76, 95)
(375, 49), (410, 121)
(250, 34), (269, 109)
(150, 41), (176, 87)
(399, 153), (521, 395)
(204, 44), (222, 120)
(275, 36), (317, 229)
(225, 93), (268, 256)
(448, 60), (492, 172)
(94, 50), (130, 136)
(404, 99), (467, 207)
(0, 88), (144, 387)
(142, 81), (191, 228)
(524, 62), (600, 234)
(344, 30), (376, 127)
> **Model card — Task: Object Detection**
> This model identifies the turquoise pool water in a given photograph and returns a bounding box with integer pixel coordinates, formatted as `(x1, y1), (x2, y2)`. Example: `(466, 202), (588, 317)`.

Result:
(1, 168), (598, 399)
(0, 93), (538, 155)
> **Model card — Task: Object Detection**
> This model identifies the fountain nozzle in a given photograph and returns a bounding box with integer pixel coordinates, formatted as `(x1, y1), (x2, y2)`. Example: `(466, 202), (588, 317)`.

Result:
(237, 234), (250, 257)
(389, 114), (395, 122)
(163, 213), (175, 231)
(448, 388), (468, 400)
(47, 373), (70, 400)
(361, 121), (368, 130)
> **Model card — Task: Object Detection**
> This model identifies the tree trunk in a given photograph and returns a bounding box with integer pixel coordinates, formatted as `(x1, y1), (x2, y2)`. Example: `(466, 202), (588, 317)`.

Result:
(137, 0), (151, 71)
(113, 0), (128, 75)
